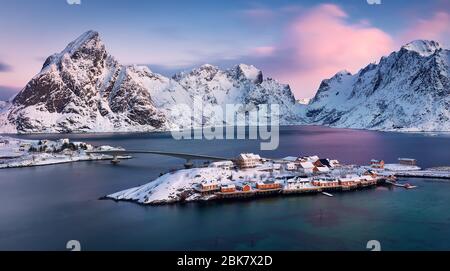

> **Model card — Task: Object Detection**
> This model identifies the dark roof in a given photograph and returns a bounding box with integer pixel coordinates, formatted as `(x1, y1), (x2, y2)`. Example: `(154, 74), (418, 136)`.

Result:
(318, 159), (331, 167)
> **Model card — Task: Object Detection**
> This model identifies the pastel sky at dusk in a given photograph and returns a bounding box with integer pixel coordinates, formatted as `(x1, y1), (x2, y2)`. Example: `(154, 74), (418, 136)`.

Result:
(0, 0), (449, 100)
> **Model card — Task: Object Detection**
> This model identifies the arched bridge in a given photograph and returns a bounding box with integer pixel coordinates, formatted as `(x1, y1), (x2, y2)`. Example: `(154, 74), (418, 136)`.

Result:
(86, 150), (232, 168)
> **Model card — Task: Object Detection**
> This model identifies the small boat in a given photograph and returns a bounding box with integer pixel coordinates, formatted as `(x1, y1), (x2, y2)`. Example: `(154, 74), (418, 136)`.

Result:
(322, 192), (334, 197)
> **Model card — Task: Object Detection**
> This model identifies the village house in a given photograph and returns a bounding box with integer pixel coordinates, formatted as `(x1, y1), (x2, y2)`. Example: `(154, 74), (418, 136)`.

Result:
(285, 178), (310, 190)
(340, 176), (361, 187)
(198, 182), (220, 194)
(209, 161), (234, 170)
(297, 161), (316, 174)
(220, 184), (236, 193)
(285, 162), (297, 171)
(314, 158), (340, 168)
(370, 159), (385, 169)
(312, 179), (340, 188)
(302, 155), (320, 163)
(236, 153), (262, 169)
(360, 175), (377, 186)
(314, 159), (330, 168)
(239, 184), (252, 192)
(256, 180), (282, 190)
(398, 158), (417, 166)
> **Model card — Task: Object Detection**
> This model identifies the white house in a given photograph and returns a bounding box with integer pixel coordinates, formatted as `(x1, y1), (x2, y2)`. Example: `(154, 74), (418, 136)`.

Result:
(209, 161), (234, 170)
(298, 161), (315, 174)
(236, 153), (262, 168)
(286, 178), (310, 189)
(285, 163), (297, 171)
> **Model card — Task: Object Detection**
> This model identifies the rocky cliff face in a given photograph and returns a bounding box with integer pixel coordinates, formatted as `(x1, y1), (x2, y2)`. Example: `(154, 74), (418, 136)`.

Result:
(306, 40), (450, 131)
(0, 31), (301, 133)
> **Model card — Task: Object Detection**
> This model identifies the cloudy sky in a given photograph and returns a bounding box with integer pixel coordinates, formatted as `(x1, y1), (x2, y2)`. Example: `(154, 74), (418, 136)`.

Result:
(0, 0), (449, 100)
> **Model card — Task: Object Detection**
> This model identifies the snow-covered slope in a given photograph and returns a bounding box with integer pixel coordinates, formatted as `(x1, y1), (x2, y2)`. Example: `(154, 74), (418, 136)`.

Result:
(0, 101), (7, 111)
(173, 63), (300, 126)
(0, 31), (302, 133)
(305, 40), (450, 131)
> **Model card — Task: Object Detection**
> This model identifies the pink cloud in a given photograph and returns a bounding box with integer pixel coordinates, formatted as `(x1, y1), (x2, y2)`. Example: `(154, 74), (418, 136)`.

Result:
(263, 4), (395, 98)
(241, 5), (449, 99)
(401, 12), (450, 46)
(251, 46), (276, 57)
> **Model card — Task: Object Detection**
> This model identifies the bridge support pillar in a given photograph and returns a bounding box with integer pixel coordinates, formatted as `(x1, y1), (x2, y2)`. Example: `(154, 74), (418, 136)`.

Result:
(184, 159), (193, 169)
(111, 155), (120, 165)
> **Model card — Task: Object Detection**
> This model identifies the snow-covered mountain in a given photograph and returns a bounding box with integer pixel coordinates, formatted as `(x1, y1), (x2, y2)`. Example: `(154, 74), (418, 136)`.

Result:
(305, 40), (449, 131)
(0, 30), (301, 133)
(1, 31), (448, 134)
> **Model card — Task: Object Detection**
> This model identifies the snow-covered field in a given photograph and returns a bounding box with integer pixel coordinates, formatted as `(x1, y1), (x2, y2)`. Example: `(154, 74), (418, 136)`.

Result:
(0, 136), (124, 169)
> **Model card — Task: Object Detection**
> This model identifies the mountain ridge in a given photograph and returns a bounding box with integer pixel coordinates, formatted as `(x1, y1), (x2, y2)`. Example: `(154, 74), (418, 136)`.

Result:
(305, 39), (449, 131)
(0, 31), (448, 133)
(0, 30), (302, 133)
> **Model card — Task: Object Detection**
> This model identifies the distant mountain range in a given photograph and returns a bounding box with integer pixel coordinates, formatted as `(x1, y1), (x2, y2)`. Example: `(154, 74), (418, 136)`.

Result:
(0, 31), (301, 133)
(305, 40), (449, 132)
(0, 31), (448, 133)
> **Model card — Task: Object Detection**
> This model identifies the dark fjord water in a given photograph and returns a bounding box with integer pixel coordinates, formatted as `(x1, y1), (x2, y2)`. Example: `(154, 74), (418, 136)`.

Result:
(0, 126), (449, 251)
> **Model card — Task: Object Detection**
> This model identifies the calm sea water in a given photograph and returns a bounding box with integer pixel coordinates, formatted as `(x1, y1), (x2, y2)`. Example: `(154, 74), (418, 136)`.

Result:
(0, 126), (449, 251)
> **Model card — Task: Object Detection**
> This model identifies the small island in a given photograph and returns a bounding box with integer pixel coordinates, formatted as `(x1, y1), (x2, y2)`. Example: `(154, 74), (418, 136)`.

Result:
(0, 136), (126, 169)
(106, 154), (450, 205)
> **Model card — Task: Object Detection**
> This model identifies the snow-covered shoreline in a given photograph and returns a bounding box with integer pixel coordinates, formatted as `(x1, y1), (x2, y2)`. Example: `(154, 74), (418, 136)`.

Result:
(105, 155), (450, 206)
(0, 136), (126, 169)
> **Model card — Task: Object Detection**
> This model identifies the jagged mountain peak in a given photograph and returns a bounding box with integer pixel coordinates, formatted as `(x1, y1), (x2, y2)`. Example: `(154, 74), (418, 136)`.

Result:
(199, 63), (217, 69)
(64, 30), (101, 53)
(401, 40), (442, 57)
(178, 64), (221, 80)
(328, 70), (352, 81)
(231, 64), (263, 84)
(41, 30), (109, 73)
